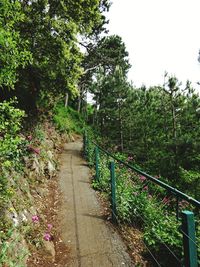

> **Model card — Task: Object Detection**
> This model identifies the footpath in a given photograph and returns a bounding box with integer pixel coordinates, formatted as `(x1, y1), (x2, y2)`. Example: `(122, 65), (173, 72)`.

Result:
(58, 139), (133, 267)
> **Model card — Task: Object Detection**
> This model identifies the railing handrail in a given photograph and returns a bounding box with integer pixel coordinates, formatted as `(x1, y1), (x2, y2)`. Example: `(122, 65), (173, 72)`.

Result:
(91, 140), (200, 209)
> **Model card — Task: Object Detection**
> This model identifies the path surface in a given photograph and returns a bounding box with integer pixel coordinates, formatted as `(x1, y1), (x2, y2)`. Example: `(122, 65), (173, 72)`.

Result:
(58, 140), (133, 267)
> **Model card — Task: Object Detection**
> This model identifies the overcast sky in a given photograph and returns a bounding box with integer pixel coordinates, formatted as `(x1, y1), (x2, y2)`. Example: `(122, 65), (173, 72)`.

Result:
(106, 0), (200, 89)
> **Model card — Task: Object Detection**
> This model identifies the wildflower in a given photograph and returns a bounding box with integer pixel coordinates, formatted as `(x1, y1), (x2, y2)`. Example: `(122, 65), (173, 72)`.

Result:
(47, 224), (53, 231)
(133, 192), (138, 196)
(140, 175), (146, 182)
(44, 233), (51, 241)
(143, 185), (148, 191)
(9, 207), (15, 212)
(27, 145), (40, 154)
(32, 215), (39, 223)
(33, 148), (40, 154)
(162, 197), (169, 204)
(27, 135), (32, 141)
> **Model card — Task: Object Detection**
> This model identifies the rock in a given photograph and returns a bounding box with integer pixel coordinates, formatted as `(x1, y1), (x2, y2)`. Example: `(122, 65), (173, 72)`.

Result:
(31, 156), (40, 174)
(6, 206), (19, 226)
(47, 150), (54, 160)
(12, 214), (19, 226)
(43, 240), (56, 262)
(71, 135), (75, 142)
(20, 211), (28, 223)
(47, 161), (55, 178)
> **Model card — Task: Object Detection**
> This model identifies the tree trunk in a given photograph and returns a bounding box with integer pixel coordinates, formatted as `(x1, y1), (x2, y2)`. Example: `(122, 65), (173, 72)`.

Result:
(119, 102), (124, 152)
(170, 94), (178, 179)
(77, 96), (81, 113)
(65, 92), (69, 107)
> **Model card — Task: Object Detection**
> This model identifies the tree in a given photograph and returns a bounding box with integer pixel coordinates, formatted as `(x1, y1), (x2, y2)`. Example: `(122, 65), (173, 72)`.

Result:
(77, 35), (131, 113)
(91, 66), (131, 151)
(0, 0), (111, 111)
(0, 0), (31, 89)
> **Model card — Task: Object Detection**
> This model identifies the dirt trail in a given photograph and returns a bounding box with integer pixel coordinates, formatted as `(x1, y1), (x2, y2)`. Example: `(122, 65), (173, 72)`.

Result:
(58, 140), (133, 267)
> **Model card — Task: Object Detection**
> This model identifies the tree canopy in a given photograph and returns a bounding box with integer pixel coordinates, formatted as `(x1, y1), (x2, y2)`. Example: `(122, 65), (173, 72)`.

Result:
(0, 0), (111, 110)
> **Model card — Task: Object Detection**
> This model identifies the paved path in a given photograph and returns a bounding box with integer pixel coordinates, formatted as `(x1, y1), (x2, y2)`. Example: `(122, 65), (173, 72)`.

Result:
(58, 140), (134, 267)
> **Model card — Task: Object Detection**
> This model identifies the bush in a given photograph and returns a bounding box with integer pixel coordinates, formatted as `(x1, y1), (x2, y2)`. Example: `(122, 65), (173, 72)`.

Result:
(0, 99), (26, 169)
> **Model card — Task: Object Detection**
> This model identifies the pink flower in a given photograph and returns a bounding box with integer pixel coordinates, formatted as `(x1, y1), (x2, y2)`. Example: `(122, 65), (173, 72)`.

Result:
(143, 186), (148, 191)
(140, 175), (146, 182)
(27, 135), (32, 141)
(162, 197), (169, 204)
(27, 145), (40, 154)
(32, 215), (39, 223)
(32, 147), (40, 154)
(44, 233), (51, 241)
(47, 224), (53, 231)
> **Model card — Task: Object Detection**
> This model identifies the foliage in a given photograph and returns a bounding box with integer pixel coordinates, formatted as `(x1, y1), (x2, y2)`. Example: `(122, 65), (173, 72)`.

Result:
(76, 34), (131, 114)
(0, 99), (67, 266)
(0, 0), (32, 88)
(0, 0), (111, 111)
(85, 135), (184, 266)
(0, 228), (29, 267)
(0, 100), (26, 216)
(90, 73), (200, 198)
(0, 100), (29, 266)
(84, 35), (131, 76)
(0, 99), (26, 170)
(179, 168), (200, 199)
(53, 103), (84, 134)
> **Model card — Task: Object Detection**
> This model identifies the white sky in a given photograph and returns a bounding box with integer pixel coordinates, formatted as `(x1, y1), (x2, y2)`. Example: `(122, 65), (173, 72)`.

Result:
(106, 0), (200, 89)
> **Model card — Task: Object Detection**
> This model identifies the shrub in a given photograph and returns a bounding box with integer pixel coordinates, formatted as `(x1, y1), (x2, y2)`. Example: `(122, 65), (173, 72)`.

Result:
(0, 99), (26, 169)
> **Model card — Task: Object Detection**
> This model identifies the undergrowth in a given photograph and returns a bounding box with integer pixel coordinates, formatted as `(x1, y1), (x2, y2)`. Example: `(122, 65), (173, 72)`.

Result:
(85, 136), (199, 267)
(53, 104), (84, 135)
(0, 99), (65, 266)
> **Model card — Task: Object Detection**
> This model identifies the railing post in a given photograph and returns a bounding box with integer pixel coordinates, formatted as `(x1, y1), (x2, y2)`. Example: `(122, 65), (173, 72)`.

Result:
(95, 146), (99, 181)
(86, 137), (89, 162)
(176, 195), (179, 220)
(110, 161), (117, 224)
(181, 210), (198, 267)
(83, 131), (87, 158)
(84, 132), (90, 162)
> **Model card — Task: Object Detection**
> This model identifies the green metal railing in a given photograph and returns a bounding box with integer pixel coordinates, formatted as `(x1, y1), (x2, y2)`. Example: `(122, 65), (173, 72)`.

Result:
(83, 133), (199, 267)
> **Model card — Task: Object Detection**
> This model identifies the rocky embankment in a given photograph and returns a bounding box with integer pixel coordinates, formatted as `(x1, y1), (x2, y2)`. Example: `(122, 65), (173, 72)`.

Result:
(1, 121), (73, 266)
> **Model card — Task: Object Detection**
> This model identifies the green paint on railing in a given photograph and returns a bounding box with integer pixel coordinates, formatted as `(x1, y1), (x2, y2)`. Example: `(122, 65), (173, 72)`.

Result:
(90, 140), (200, 209)
(110, 161), (117, 224)
(181, 211), (198, 267)
(83, 134), (200, 266)
(83, 131), (87, 157)
(95, 146), (99, 181)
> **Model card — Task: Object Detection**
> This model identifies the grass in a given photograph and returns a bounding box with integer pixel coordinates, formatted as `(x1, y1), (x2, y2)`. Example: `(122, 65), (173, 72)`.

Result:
(53, 104), (85, 135)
